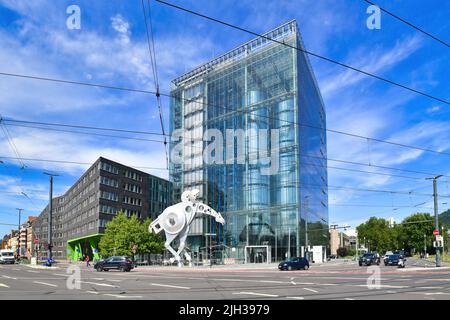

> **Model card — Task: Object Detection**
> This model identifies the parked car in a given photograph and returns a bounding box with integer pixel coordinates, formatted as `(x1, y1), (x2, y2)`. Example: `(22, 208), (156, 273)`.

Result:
(384, 254), (406, 268)
(278, 257), (309, 271)
(358, 253), (380, 266)
(0, 249), (15, 264)
(94, 256), (134, 272)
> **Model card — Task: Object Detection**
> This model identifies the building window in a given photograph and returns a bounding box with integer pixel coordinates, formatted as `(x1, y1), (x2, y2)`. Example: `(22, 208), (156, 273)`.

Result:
(99, 205), (118, 215)
(100, 176), (119, 188)
(124, 183), (142, 194)
(124, 170), (143, 182)
(99, 162), (119, 174)
(123, 196), (142, 206)
(99, 191), (119, 202)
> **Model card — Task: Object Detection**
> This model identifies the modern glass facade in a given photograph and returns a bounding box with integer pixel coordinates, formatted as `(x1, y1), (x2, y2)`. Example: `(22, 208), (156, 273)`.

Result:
(170, 20), (328, 263)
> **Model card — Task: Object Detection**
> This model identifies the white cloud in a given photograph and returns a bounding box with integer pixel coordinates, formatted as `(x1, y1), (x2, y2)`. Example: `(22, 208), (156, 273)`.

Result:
(111, 14), (131, 44)
(320, 35), (423, 97)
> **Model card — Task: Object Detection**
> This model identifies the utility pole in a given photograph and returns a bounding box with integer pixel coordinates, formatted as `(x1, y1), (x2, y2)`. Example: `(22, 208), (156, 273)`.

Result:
(427, 175), (443, 267)
(44, 172), (58, 263)
(16, 208), (23, 257)
(424, 234), (427, 258)
(304, 196), (309, 255)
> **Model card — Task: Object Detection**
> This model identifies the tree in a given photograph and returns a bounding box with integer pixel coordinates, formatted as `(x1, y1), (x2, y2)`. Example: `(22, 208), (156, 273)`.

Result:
(397, 213), (435, 253)
(98, 211), (164, 257)
(356, 217), (397, 253)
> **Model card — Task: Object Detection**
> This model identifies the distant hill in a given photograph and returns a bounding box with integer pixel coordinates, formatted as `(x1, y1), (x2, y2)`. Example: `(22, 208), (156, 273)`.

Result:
(440, 209), (450, 228)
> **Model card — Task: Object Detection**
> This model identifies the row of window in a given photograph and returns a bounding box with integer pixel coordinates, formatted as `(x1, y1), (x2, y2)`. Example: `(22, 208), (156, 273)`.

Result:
(123, 196), (142, 206)
(100, 176), (119, 188)
(100, 162), (119, 174)
(99, 162), (144, 182)
(125, 170), (143, 182)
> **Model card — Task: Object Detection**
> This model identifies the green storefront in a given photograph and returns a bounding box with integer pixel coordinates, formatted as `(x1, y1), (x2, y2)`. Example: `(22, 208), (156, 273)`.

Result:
(67, 233), (103, 261)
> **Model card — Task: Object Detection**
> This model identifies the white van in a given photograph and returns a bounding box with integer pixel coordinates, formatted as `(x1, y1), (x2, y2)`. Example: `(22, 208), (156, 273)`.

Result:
(0, 249), (15, 264)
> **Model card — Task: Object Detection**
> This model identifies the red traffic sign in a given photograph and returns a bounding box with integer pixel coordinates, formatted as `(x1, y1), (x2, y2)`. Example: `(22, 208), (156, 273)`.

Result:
(34, 239), (39, 244)
(433, 229), (440, 236)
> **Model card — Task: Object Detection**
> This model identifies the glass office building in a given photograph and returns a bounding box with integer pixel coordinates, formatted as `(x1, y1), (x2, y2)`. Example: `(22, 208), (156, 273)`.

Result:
(170, 20), (328, 263)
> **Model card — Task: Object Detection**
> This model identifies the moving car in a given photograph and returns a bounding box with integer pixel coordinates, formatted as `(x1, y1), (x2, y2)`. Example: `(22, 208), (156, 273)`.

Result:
(358, 253), (380, 266)
(94, 256), (134, 272)
(278, 257), (309, 271)
(383, 251), (393, 262)
(384, 254), (406, 268)
(0, 249), (15, 264)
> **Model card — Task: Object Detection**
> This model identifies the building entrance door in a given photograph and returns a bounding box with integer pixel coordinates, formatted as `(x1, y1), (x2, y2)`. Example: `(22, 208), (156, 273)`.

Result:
(245, 245), (270, 264)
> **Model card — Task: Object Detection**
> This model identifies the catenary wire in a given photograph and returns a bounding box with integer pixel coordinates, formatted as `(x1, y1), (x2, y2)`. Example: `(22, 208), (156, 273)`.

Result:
(155, 0), (450, 105)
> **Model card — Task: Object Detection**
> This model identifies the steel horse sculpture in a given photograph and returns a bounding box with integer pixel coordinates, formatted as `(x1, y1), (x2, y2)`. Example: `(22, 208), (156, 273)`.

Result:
(149, 189), (225, 267)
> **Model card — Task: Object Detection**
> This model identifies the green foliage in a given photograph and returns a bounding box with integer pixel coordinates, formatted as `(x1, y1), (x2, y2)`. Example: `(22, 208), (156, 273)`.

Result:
(440, 209), (450, 228)
(98, 211), (164, 257)
(356, 217), (397, 253)
(356, 213), (446, 254)
(397, 213), (435, 253)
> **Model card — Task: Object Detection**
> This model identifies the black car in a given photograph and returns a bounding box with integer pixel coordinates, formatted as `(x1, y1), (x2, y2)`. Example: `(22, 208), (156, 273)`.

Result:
(278, 257), (309, 271)
(94, 256), (134, 272)
(358, 253), (380, 266)
(384, 254), (405, 267)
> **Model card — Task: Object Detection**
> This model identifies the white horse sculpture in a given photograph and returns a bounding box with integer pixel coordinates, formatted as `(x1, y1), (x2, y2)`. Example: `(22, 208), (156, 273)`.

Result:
(149, 189), (225, 267)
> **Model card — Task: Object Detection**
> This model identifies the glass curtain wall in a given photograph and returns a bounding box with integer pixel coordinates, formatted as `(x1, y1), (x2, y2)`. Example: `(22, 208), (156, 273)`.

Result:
(170, 21), (328, 263)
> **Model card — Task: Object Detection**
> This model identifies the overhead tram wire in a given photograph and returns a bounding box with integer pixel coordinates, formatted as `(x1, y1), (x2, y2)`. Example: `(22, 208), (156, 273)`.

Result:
(155, 0), (450, 106)
(141, 0), (169, 169)
(0, 116), (26, 169)
(2, 122), (450, 182)
(363, 0), (449, 48)
(2, 72), (450, 160)
(0, 154), (446, 198)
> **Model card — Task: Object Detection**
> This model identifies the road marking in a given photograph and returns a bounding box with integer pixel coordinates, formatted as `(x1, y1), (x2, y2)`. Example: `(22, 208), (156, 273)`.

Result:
(151, 283), (191, 290)
(52, 273), (68, 277)
(259, 280), (285, 284)
(303, 288), (319, 293)
(418, 286), (444, 289)
(92, 278), (105, 281)
(86, 291), (100, 295)
(286, 296), (304, 300)
(79, 281), (119, 288)
(2, 275), (17, 280)
(353, 284), (408, 289)
(26, 270), (40, 273)
(0, 283), (10, 288)
(33, 281), (58, 287)
(344, 298), (355, 300)
(108, 279), (122, 282)
(103, 293), (143, 299)
(233, 292), (279, 297)
(13, 268), (20, 271)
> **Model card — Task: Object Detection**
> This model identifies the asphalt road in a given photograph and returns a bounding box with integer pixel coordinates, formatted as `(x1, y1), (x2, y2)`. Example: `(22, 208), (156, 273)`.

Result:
(1, 259), (450, 300)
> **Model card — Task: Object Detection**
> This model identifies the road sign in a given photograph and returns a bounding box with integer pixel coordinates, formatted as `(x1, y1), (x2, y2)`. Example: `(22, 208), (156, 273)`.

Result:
(34, 239), (39, 244)
(433, 229), (440, 236)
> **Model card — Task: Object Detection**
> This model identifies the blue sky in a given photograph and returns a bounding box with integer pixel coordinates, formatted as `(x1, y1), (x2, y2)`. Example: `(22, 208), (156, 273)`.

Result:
(0, 0), (449, 237)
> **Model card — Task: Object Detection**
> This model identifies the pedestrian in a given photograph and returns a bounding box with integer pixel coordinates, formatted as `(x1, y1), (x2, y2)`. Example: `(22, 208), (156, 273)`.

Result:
(86, 255), (90, 267)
